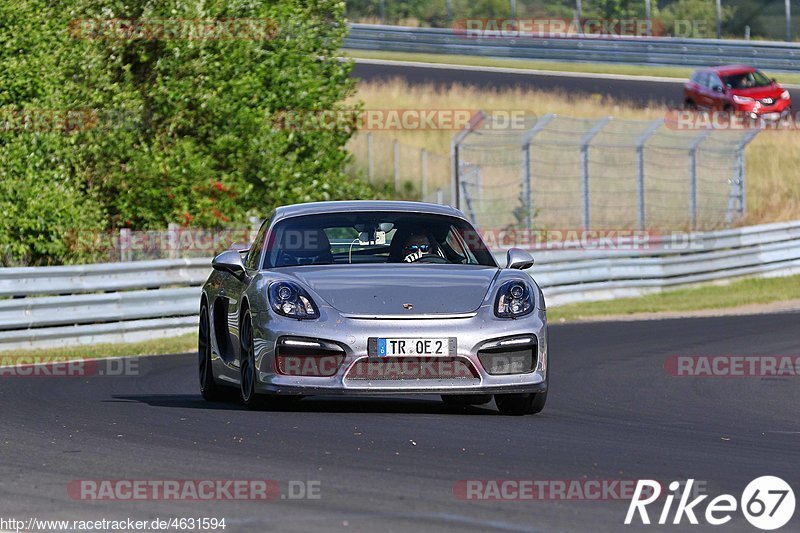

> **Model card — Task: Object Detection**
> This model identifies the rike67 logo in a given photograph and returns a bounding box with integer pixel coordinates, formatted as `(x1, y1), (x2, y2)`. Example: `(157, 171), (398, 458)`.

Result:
(626, 477), (796, 530)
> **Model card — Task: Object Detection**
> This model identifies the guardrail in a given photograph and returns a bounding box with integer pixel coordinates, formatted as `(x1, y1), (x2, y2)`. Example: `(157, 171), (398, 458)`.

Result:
(1, 220), (799, 350)
(344, 24), (800, 72)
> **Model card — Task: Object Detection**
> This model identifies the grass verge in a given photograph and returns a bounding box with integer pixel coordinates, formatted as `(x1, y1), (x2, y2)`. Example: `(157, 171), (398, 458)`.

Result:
(548, 274), (800, 321)
(345, 49), (800, 85)
(0, 333), (196, 362)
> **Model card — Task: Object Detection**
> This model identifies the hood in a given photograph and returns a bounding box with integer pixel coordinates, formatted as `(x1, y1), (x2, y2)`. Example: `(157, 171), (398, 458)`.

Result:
(277, 264), (500, 316)
(729, 84), (784, 100)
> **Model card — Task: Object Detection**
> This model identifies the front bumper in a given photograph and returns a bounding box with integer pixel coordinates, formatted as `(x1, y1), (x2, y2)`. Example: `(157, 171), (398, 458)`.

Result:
(734, 99), (791, 120)
(248, 305), (548, 396)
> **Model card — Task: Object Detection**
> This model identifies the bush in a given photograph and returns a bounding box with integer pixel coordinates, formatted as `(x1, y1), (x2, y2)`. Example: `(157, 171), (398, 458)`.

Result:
(0, 0), (372, 265)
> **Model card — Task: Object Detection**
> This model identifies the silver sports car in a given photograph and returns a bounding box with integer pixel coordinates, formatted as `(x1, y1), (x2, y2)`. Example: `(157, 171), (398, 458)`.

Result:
(198, 201), (548, 415)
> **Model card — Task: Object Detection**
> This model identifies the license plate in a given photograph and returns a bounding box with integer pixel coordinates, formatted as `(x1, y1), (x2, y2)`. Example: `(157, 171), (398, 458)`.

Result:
(371, 337), (455, 357)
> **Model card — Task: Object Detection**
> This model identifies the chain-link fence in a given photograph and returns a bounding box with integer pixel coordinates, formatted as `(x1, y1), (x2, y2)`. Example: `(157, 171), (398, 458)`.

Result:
(454, 113), (759, 232)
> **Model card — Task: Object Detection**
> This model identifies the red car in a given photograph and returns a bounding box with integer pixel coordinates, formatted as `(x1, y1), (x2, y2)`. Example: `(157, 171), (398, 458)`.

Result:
(683, 65), (791, 120)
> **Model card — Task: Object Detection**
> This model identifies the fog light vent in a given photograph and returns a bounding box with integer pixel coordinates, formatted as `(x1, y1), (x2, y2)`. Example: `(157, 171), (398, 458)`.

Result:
(478, 340), (537, 375)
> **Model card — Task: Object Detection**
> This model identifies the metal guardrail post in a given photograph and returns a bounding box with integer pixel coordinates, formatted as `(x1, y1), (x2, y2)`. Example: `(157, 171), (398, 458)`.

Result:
(421, 149), (428, 200)
(450, 111), (485, 211)
(460, 168), (480, 225)
(521, 148), (532, 230)
(367, 133), (374, 182)
(688, 130), (712, 231)
(167, 223), (179, 259)
(520, 114), (556, 230)
(579, 117), (612, 230)
(635, 119), (664, 230)
(727, 129), (760, 224)
(393, 140), (400, 192)
(119, 228), (131, 262)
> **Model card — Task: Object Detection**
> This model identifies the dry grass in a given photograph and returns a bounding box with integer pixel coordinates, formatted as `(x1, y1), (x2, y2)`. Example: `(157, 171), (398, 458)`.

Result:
(350, 79), (800, 225)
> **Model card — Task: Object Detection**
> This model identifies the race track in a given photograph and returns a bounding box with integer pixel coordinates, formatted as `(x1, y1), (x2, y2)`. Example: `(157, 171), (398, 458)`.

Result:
(2, 311), (799, 532)
(352, 60), (800, 109)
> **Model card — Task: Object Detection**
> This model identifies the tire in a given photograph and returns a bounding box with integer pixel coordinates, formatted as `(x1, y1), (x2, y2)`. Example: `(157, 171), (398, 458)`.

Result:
(441, 394), (492, 406)
(239, 308), (263, 409)
(199, 304), (224, 401)
(495, 391), (547, 416)
(684, 99), (697, 110)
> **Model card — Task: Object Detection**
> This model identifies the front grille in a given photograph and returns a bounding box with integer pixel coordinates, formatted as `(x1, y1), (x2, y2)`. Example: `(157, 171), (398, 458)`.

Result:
(346, 357), (478, 380)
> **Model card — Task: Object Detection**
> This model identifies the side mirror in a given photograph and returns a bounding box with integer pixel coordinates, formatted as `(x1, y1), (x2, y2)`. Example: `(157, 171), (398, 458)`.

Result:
(506, 248), (534, 270)
(212, 249), (245, 276)
(712, 85), (724, 93)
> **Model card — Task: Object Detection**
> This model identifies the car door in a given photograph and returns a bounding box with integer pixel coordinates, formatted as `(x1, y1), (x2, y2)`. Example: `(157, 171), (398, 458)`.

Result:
(213, 219), (269, 375)
(225, 216), (271, 370)
(706, 73), (727, 110)
(692, 71), (713, 109)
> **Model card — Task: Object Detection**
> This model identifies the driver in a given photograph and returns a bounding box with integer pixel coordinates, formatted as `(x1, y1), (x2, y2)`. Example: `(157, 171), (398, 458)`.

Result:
(402, 233), (443, 262)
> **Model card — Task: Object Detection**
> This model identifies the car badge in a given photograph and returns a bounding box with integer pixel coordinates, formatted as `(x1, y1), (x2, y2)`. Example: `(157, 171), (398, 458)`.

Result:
(402, 303), (413, 310)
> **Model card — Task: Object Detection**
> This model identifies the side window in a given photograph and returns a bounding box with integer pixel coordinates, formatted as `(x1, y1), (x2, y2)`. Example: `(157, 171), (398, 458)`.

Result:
(695, 72), (708, 87)
(245, 217), (270, 270)
(444, 227), (478, 265)
(707, 73), (723, 90)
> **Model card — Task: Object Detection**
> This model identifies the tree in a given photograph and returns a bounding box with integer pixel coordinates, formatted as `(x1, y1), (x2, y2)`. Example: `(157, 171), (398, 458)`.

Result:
(0, 0), (371, 265)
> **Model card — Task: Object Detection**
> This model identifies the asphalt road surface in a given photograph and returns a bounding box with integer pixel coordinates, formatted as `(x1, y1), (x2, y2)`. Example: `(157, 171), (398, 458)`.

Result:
(2, 312), (799, 532)
(351, 60), (800, 109)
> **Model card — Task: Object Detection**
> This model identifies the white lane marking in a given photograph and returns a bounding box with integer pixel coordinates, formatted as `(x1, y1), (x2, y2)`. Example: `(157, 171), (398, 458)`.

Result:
(350, 57), (800, 89)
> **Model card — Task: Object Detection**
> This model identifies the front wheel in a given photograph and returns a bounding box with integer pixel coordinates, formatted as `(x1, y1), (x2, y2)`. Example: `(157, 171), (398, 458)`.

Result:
(239, 309), (262, 409)
(495, 391), (547, 416)
(199, 304), (224, 401)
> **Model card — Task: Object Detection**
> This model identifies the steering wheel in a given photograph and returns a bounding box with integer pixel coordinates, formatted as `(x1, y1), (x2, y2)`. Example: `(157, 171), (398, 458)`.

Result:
(415, 254), (448, 264)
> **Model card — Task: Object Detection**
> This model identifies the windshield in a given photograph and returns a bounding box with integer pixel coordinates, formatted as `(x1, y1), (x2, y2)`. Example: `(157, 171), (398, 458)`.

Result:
(262, 212), (496, 268)
(724, 70), (772, 89)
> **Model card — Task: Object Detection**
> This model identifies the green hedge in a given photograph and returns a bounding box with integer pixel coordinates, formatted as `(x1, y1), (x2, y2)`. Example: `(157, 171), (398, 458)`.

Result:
(0, 0), (371, 266)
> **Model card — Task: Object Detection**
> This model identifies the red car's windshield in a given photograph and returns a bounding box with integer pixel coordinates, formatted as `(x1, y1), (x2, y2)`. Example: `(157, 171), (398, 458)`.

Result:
(723, 70), (772, 89)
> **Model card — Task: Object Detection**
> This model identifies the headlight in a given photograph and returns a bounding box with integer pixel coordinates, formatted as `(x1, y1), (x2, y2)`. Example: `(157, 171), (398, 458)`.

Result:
(269, 282), (319, 319)
(732, 95), (754, 104)
(495, 280), (534, 318)
(781, 90), (791, 100)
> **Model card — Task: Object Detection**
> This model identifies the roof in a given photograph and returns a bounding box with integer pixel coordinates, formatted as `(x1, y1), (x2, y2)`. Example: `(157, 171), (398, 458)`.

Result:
(273, 200), (466, 221)
(705, 64), (757, 75)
